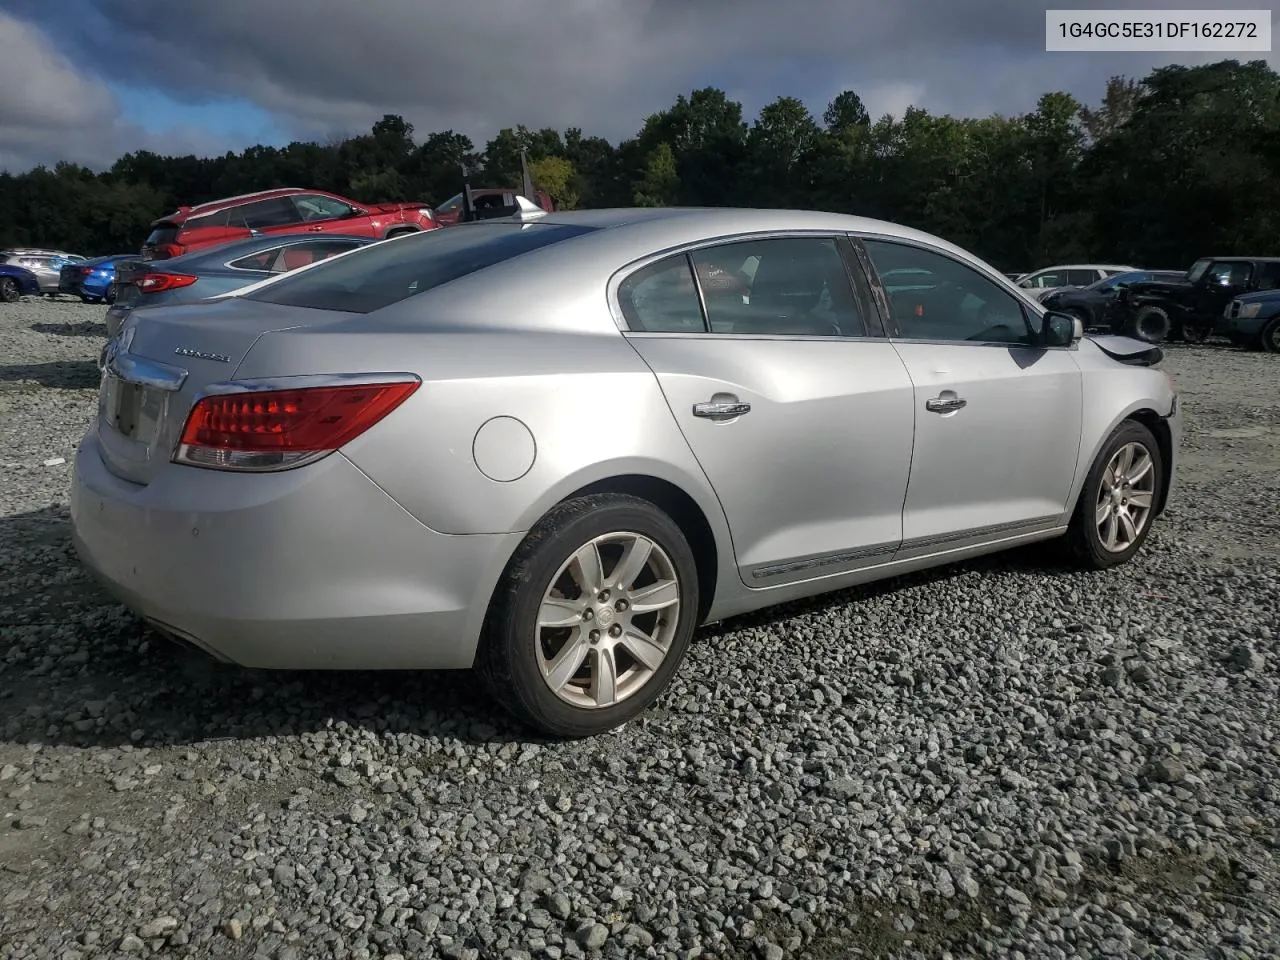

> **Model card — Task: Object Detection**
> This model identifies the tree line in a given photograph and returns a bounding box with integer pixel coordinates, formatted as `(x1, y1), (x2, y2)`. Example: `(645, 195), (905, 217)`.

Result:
(1, 59), (1277, 274)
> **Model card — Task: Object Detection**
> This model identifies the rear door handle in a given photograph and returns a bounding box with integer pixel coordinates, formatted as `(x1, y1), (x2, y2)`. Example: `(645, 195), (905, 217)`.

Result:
(693, 397), (751, 421)
(925, 394), (967, 414)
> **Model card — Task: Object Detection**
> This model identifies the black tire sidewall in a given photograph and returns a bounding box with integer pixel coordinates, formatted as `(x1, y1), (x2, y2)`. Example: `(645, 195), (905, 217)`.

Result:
(1069, 420), (1164, 569)
(1261, 318), (1280, 353)
(0, 279), (17, 303)
(482, 495), (700, 738)
(1129, 306), (1170, 344)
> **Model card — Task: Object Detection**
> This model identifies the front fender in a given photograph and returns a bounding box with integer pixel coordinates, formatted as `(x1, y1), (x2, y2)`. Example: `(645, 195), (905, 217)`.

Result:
(1068, 389), (1180, 521)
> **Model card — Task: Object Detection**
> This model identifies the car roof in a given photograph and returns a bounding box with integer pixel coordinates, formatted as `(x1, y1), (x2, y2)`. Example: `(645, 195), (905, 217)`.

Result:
(1197, 256), (1280, 262)
(533, 206), (983, 251)
(154, 188), (312, 225)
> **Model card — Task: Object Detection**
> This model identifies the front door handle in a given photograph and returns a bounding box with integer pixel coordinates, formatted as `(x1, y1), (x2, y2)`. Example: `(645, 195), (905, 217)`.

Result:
(925, 394), (967, 414)
(693, 396), (751, 421)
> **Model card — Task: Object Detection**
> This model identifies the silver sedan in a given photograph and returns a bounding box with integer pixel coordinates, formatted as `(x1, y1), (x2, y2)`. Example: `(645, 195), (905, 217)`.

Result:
(71, 206), (1181, 738)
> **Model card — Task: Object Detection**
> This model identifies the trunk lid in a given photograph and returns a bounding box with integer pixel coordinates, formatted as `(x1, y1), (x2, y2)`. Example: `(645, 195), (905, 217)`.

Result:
(96, 299), (349, 485)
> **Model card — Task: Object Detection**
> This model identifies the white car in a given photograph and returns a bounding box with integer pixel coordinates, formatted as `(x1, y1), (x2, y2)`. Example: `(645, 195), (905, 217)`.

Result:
(1016, 264), (1139, 301)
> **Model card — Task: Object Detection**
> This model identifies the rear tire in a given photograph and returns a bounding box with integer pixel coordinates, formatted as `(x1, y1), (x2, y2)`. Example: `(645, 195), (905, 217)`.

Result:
(478, 493), (699, 738)
(1063, 420), (1164, 570)
(1181, 317), (1212, 344)
(1260, 318), (1280, 354)
(1126, 306), (1170, 343)
(0, 278), (18, 303)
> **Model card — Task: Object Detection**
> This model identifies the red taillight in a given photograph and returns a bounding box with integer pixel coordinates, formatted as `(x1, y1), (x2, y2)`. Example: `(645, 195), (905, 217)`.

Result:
(80, 266), (94, 275)
(137, 273), (198, 294)
(174, 379), (420, 471)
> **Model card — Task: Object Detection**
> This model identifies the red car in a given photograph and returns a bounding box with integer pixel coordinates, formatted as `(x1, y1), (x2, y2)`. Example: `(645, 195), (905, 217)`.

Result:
(140, 188), (440, 260)
(431, 188), (555, 226)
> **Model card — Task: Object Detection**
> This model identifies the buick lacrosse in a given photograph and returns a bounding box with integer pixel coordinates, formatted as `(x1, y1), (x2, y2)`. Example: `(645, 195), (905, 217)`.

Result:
(72, 205), (1180, 737)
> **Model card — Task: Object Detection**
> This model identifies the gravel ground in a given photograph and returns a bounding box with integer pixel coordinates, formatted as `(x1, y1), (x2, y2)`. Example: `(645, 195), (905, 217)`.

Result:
(1, 295), (1278, 960)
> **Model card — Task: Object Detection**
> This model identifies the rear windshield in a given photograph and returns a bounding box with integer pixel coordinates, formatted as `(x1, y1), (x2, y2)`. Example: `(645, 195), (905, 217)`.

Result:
(244, 222), (596, 314)
(144, 225), (179, 247)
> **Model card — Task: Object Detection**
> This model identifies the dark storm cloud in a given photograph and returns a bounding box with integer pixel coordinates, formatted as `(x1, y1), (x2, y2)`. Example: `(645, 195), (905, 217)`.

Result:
(2, 0), (1277, 172)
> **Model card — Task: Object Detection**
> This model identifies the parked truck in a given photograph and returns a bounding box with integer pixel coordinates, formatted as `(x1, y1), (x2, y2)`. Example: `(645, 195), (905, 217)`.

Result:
(1116, 256), (1280, 343)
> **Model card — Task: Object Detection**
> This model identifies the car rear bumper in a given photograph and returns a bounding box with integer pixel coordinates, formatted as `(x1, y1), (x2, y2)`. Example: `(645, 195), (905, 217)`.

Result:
(70, 429), (520, 670)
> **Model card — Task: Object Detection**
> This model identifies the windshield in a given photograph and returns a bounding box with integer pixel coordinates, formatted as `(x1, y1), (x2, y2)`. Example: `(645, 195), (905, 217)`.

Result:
(1186, 258), (1212, 283)
(244, 221), (596, 314)
(434, 193), (464, 215)
(144, 225), (180, 247)
(1090, 270), (1141, 292)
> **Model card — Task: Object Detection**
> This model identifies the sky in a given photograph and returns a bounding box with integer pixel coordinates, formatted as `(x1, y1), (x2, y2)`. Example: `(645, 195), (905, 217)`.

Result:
(2, 0), (1277, 174)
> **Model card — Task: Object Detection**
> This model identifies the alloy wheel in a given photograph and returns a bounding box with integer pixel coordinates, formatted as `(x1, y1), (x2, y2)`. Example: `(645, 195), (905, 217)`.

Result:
(536, 532), (681, 709)
(1096, 441), (1156, 552)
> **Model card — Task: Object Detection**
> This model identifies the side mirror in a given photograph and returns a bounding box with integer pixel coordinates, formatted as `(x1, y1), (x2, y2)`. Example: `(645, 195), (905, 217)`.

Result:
(1042, 310), (1083, 347)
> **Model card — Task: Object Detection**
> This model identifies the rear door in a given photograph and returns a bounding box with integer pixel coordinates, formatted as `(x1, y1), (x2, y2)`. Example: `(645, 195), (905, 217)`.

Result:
(619, 233), (916, 587)
(857, 236), (1084, 557)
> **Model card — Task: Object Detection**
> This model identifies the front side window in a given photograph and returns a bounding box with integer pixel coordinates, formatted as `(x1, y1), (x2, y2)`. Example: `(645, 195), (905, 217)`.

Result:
(246, 222), (596, 314)
(1205, 260), (1253, 287)
(1067, 269), (1099, 286)
(862, 239), (1033, 345)
(292, 194), (356, 221)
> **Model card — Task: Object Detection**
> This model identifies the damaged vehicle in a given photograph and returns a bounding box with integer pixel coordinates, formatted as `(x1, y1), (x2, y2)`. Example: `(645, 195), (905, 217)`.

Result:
(72, 206), (1180, 738)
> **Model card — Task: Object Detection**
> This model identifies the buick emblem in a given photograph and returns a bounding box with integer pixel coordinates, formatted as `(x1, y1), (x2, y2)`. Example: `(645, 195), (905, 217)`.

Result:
(174, 346), (231, 363)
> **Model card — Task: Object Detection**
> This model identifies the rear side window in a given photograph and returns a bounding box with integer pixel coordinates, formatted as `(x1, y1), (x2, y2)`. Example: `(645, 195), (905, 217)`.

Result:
(618, 255), (706, 333)
(245, 223), (596, 314)
(1257, 263), (1280, 290)
(1066, 269), (1098, 286)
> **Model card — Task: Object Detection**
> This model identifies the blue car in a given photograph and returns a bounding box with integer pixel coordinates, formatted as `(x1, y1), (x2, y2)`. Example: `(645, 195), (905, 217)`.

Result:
(59, 254), (141, 304)
(106, 233), (376, 337)
(0, 263), (42, 302)
(1219, 290), (1280, 353)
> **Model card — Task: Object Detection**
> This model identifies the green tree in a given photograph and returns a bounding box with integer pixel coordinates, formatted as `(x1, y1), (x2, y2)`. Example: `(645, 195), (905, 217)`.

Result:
(633, 143), (679, 207)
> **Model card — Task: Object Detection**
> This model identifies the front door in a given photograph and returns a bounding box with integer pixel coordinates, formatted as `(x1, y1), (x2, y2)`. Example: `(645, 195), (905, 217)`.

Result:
(618, 235), (916, 586)
(1195, 260), (1254, 318)
(858, 237), (1085, 558)
(287, 194), (373, 237)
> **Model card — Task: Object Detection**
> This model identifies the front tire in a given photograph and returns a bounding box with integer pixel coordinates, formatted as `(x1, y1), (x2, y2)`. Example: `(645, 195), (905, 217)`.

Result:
(1260, 317), (1280, 354)
(1126, 306), (1170, 343)
(478, 493), (699, 738)
(0, 278), (18, 303)
(1064, 420), (1164, 570)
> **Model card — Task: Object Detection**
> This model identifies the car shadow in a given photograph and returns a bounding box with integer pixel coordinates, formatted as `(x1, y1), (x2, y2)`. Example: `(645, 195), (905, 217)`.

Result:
(30, 321), (107, 338)
(0, 361), (101, 390)
(1, 505), (1090, 754)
